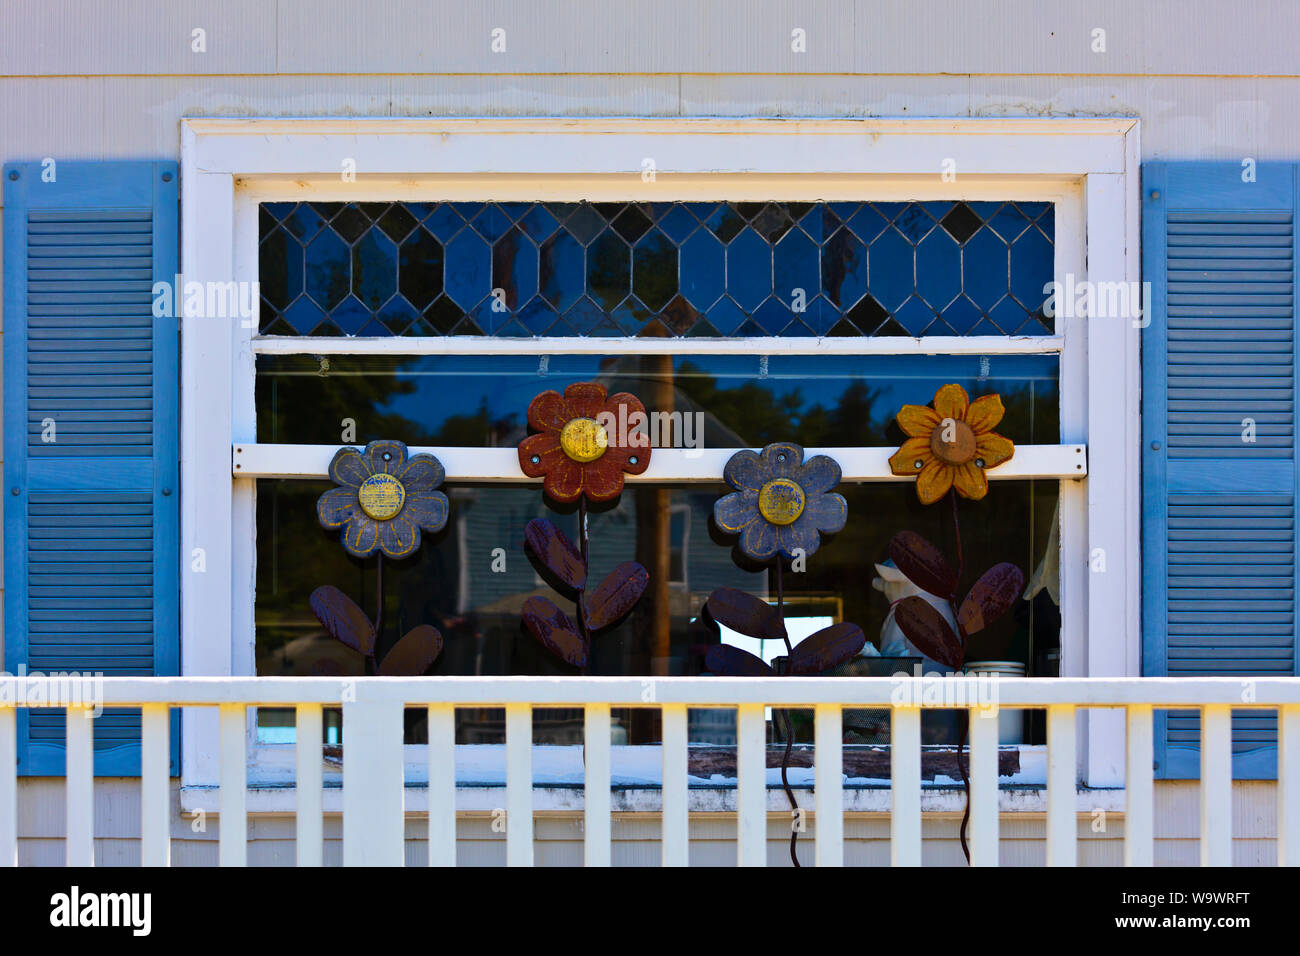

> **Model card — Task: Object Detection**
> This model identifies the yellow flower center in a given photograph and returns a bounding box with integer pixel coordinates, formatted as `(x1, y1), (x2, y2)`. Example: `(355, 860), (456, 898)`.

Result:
(757, 478), (806, 526)
(560, 417), (609, 463)
(357, 473), (405, 520)
(930, 418), (977, 466)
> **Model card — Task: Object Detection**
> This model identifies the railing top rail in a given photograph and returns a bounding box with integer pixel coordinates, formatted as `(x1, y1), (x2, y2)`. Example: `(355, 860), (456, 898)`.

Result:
(0, 675), (1297, 708)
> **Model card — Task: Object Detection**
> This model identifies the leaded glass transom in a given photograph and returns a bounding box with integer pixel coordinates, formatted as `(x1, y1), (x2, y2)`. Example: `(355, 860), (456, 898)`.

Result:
(258, 200), (1055, 337)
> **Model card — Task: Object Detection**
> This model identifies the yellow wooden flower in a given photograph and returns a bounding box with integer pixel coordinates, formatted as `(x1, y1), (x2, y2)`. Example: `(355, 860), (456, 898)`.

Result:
(888, 384), (1015, 504)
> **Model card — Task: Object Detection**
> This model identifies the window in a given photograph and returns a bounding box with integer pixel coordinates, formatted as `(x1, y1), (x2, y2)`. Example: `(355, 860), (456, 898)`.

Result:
(179, 118), (1140, 798)
(252, 199), (1060, 747)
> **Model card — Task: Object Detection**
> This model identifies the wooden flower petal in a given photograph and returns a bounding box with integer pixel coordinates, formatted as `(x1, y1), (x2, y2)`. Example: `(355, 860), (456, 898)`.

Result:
(527, 390), (569, 432)
(952, 461), (989, 500)
(563, 382), (608, 420)
(518, 432), (564, 477)
(932, 383), (970, 422)
(916, 459), (954, 505)
(542, 457), (584, 503)
(965, 393), (1006, 434)
(377, 625), (443, 676)
(889, 437), (932, 477)
(896, 404), (941, 438)
(328, 447), (370, 488)
(976, 432), (1015, 468)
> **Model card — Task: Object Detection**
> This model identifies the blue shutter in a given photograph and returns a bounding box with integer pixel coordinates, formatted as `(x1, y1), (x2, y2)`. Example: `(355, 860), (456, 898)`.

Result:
(1143, 162), (1299, 779)
(3, 162), (178, 775)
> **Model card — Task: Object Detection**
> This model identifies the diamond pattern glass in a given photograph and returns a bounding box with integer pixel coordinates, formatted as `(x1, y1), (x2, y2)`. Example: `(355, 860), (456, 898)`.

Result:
(259, 200), (1055, 337)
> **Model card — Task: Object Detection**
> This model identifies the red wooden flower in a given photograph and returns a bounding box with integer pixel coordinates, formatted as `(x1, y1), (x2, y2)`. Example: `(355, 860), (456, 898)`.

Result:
(517, 382), (651, 503)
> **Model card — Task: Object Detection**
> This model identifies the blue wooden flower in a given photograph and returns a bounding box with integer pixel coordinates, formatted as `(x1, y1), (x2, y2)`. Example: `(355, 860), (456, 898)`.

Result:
(713, 442), (848, 562)
(317, 440), (449, 559)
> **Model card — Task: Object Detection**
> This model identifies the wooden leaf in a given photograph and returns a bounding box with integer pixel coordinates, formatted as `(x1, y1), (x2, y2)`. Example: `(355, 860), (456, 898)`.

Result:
(524, 518), (586, 592)
(888, 531), (957, 599)
(309, 585), (376, 657)
(705, 644), (774, 677)
(522, 595), (586, 668)
(893, 596), (964, 671)
(958, 563), (1026, 636)
(788, 622), (867, 675)
(705, 587), (786, 642)
(583, 561), (648, 631)
(377, 625), (443, 676)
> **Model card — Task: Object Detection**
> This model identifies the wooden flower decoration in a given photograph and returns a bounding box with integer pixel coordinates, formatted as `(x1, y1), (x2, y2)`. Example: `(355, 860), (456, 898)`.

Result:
(713, 442), (847, 562)
(317, 439), (449, 558)
(517, 382), (651, 503)
(888, 384), (1015, 505)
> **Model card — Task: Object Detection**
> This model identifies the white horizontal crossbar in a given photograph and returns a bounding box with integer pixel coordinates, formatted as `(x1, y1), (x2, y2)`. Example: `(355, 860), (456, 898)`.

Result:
(233, 442), (1086, 482)
(250, 335), (1065, 357)
(0, 676), (1294, 709)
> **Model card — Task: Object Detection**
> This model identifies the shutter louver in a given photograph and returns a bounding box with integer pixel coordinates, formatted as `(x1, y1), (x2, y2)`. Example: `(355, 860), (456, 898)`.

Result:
(3, 162), (178, 776)
(1143, 162), (1300, 779)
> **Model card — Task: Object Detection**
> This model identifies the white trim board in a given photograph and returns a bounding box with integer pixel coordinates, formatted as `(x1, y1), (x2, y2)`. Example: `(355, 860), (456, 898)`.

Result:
(233, 443), (1088, 483)
(180, 116), (1141, 795)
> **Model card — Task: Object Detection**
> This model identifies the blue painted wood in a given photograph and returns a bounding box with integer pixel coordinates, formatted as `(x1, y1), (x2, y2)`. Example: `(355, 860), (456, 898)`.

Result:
(3, 161), (179, 776)
(1143, 162), (1299, 780)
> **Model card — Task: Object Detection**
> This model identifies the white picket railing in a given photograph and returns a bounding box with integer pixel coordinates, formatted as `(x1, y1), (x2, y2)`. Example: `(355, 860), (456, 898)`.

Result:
(1, 675), (1298, 867)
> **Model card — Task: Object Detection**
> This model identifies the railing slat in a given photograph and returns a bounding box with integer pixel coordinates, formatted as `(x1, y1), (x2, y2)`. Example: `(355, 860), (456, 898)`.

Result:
(814, 704), (843, 867)
(342, 698), (405, 866)
(0, 709), (16, 867)
(1280, 705), (1300, 867)
(890, 706), (922, 866)
(1046, 704), (1077, 866)
(1200, 703), (1233, 866)
(1124, 704), (1154, 867)
(427, 704), (456, 867)
(505, 703), (533, 867)
(295, 703), (323, 867)
(140, 704), (170, 867)
(65, 706), (94, 867)
(660, 703), (689, 867)
(218, 703), (247, 867)
(968, 709), (999, 866)
(584, 703), (612, 867)
(736, 703), (767, 867)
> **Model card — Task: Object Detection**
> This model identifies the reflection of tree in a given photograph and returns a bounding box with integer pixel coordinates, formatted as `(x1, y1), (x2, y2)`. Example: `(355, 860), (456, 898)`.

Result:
(256, 356), (519, 447)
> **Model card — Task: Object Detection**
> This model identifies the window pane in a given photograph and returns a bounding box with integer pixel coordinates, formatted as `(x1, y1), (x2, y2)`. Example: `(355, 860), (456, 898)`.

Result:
(256, 352), (1059, 448)
(258, 200), (1055, 337)
(255, 478), (1060, 744)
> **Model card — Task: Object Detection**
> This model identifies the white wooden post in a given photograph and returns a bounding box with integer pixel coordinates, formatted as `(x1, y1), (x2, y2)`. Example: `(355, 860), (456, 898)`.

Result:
(584, 704), (612, 867)
(0, 709), (14, 866)
(736, 703), (767, 867)
(64, 706), (94, 866)
(342, 698), (405, 866)
(890, 706), (922, 867)
(427, 704), (456, 867)
(1046, 705), (1077, 866)
(505, 703), (533, 867)
(218, 703), (247, 867)
(814, 704), (843, 867)
(1200, 704), (1233, 866)
(1124, 704), (1154, 867)
(295, 703), (323, 867)
(140, 704), (170, 867)
(968, 708), (1000, 866)
(1280, 705), (1300, 866)
(660, 703), (689, 867)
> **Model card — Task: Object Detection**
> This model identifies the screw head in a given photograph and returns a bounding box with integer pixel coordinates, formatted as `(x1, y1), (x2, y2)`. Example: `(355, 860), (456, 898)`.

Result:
(7, 170), (17, 181)
(9, 487), (18, 496)
(162, 171), (172, 182)
(1150, 440), (1161, 451)
(162, 487), (172, 496)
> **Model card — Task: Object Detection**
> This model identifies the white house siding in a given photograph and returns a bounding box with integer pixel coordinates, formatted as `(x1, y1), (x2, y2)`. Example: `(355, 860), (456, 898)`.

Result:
(1, 0), (1298, 864)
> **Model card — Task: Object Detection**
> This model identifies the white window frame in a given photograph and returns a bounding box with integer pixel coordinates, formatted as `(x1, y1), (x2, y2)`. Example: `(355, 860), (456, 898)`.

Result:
(179, 117), (1140, 807)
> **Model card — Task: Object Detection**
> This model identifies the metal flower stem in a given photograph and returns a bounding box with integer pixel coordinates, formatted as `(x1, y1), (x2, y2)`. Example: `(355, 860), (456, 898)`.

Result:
(578, 497), (590, 676)
(372, 553), (384, 674)
(774, 560), (802, 868)
(949, 489), (973, 865)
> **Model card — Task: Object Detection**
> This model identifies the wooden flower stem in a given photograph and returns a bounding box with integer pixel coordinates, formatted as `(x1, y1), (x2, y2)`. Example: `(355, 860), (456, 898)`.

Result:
(774, 560), (802, 868)
(370, 552), (384, 675)
(577, 497), (590, 676)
